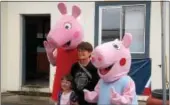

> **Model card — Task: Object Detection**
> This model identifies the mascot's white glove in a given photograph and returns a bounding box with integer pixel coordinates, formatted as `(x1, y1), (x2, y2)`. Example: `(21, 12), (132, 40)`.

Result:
(83, 89), (89, 92)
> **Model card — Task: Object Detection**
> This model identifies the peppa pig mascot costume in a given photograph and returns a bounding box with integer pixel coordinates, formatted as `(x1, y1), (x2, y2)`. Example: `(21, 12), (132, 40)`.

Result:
(83, 33), (138, 105)
(44, 3), (83, 101)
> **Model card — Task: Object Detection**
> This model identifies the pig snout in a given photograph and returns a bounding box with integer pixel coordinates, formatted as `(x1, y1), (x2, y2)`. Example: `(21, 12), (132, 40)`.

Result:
(91, 56), (102, 63)
(47, 36), (58, 48)
(47, 28), (73, 47)
(91, 50), (104, 68)
(91, 46), (115, 68)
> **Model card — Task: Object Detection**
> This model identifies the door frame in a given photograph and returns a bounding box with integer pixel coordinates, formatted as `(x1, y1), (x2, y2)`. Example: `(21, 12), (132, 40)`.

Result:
(21, 14), (50, 87)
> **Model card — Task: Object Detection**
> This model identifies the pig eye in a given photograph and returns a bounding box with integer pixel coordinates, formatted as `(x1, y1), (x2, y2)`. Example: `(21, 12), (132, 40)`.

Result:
(64, 23), (72, 30)
(112, 43), (120, 50)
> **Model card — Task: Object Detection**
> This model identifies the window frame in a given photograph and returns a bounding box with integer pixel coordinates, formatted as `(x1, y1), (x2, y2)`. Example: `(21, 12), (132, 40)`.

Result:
(94, 1), (151, 59)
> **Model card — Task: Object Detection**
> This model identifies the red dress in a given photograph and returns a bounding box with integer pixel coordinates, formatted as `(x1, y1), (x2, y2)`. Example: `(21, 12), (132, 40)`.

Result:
(51, 48), (78, 101)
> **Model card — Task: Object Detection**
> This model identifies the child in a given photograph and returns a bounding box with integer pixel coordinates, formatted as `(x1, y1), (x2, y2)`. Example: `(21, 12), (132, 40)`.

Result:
(71, 42), (99, 105)
(56, 74), (79, 105)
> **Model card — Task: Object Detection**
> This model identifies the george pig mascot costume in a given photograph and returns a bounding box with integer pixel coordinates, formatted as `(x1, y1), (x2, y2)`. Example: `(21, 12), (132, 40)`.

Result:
(44, 3), (83, 102)
(83, 33), (138, 105)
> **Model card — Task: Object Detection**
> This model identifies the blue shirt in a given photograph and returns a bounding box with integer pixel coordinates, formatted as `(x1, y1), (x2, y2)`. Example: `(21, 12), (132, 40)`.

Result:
(98, 76), (138, 105)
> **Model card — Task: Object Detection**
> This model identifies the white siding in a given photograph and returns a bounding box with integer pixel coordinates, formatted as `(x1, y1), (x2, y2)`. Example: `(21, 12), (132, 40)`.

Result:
(165, 2), (169, 89)
(1, 2), (95, 92)
(150, 2), (169, 90)
(1, 2), (8, 92)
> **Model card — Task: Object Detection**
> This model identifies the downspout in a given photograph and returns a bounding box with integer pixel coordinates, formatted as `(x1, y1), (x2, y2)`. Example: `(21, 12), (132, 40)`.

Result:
(160, 1), (167, 105)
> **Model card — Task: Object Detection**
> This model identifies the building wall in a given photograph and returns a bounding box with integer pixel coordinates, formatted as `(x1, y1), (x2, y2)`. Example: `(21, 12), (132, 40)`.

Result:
(1, 2), (95, 92)
(1, 1), (169, 93)
(1, 2), (8, 92)
(150, 2), (169, 90)
(165, 2), (169, 89)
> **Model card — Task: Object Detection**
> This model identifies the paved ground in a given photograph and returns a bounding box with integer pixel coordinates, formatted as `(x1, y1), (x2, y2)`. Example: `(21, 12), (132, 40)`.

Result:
(1, 92), (146, 105)
(2, 94), (54, 105)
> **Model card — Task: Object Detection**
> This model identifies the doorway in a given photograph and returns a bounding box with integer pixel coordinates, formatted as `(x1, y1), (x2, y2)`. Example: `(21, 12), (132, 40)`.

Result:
(22, 15), (50, 87)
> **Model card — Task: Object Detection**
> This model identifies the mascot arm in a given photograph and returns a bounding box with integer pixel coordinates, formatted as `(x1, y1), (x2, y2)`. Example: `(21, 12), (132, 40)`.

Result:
(47, 49), (57, 66)
(44, 48), (57, 66)
(83, 79), (100, 103)
(110, 79), (135, 105)
(44, 41), (57, 66)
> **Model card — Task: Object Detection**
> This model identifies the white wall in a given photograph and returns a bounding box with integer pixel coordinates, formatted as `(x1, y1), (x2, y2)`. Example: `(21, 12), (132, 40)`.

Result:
(1, 2), (8, 92)
(2, 2), (58, 92)
(150, 2), (169, 90)
(165, 2), (169, 89)
(1, 2), (95, 92)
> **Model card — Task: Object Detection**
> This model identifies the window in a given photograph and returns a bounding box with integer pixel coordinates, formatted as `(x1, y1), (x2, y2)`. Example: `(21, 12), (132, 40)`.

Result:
(95, 2), (151, 59)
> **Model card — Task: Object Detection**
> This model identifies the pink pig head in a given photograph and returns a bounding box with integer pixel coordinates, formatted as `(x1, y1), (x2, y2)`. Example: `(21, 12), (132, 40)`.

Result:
(47, 3), (83, 49)
(91, 33), (132, 82)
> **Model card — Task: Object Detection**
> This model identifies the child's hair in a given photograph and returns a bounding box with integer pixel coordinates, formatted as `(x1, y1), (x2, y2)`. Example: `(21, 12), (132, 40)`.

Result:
(77, 41), (93, 52)
(61, 74), (73, 83)
(61, 74), (73, 89)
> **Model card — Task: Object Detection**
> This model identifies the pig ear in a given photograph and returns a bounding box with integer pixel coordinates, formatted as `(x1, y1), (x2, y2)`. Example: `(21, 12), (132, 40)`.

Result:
(72, 5), (81, 18)
(58, 3), (67, 15)
(122, 33), (132, 48)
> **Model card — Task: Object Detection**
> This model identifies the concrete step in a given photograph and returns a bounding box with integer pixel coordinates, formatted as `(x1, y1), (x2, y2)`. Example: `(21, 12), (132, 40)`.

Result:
(2, 95), (54, 105)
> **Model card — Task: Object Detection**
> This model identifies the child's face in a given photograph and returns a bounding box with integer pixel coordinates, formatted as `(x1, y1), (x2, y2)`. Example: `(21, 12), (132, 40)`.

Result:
(61, 79), (71, 91)
(78, 49), (91, 60)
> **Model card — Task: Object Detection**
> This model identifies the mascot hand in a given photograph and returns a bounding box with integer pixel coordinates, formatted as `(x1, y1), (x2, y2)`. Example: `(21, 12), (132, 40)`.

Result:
(43, 41), (55, 53)
(83, 89), (89, 93)
(110, 88), (121, 105)
(83, 89), (98, 103)
(83, 89), (90, 101)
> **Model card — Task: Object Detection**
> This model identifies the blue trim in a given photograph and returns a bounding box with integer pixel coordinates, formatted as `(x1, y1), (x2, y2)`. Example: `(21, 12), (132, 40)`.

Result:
(94, 1), (151, 59)
(128, 58), (151, 95)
